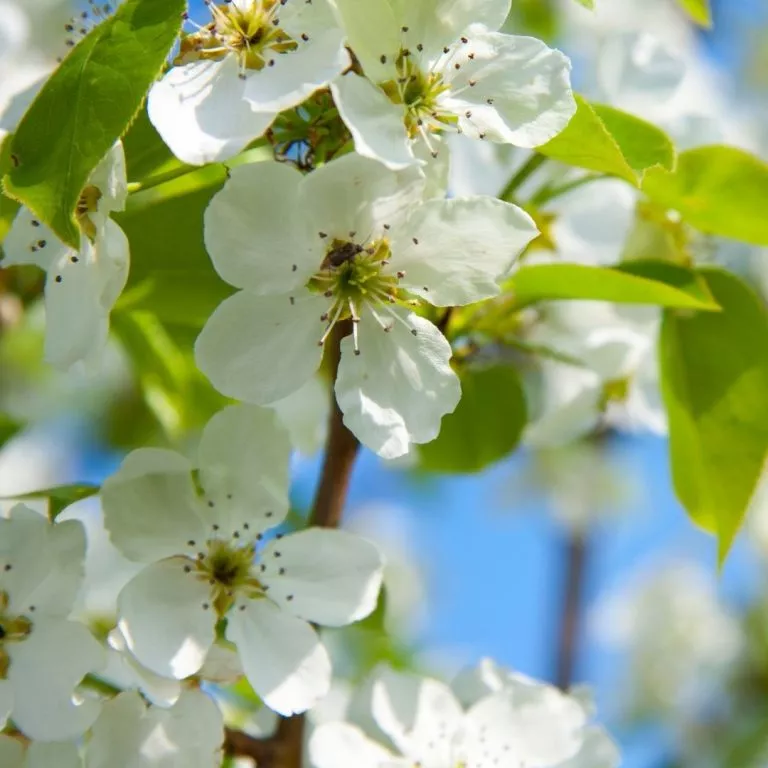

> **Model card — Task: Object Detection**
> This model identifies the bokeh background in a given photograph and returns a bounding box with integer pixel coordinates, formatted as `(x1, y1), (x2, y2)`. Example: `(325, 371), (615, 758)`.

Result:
(2, 0), (768, 766)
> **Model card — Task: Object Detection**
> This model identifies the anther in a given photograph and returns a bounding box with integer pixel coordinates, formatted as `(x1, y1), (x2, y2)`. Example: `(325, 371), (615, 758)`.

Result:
(55, 275), (63, 283)
(412, 237), (419, 245)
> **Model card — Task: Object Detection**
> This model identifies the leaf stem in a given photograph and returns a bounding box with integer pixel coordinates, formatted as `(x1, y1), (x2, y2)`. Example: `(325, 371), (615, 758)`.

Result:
(499, 153), (548, 202)
(529, 172), (604, 207)
(126, 163), (197, 194)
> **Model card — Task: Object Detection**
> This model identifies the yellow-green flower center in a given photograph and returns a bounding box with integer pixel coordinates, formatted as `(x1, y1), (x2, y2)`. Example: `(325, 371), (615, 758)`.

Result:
(380, 51), (453, 139)
(179, 0), (298, 72)
(194, 541), (262, 616)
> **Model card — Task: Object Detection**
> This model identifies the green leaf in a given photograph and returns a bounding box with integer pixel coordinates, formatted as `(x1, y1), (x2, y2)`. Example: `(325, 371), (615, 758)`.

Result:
(419, 365), (527, 473)
(508, 261), (721, 310)
(537, 95), (675, 185)
(574, 0), (595, 8)
(660, 269), (768, 561)
(592, 104), (675, 173)
(676, 0), (712, 26)
(111, 309), (227, 439)
(642, 145), (768, 245)
(0, 414), (23, 447)
(114, 166), (234, 327)
(3, 483), (101, 521)
(2, 0), (185, 247)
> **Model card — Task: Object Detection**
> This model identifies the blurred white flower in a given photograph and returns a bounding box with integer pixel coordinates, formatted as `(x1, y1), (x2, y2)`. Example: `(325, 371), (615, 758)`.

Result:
(0, 505), (105, 741)
(311, 666), (591, 768)
(592, 561), (743, 716)
(0, 735), (81, 768)
(86, 689), (223, 768)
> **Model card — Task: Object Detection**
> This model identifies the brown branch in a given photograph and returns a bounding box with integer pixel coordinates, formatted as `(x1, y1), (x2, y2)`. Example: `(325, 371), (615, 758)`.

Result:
(225, 322), (359, 766)
(555, 531), (588, 691)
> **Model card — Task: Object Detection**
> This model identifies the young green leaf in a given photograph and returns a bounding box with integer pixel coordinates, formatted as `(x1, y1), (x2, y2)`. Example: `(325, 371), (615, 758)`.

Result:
(508, 261), (720, 310)
(3, 0), (186, 247)
(660, 269), (768, 562)
(2, 483), (101, 521)
(574, 0), (595, 7)
(536, 96), (675, 185)
(114, 166), (233, 327)
(642, 146), (768, 245)
(419, 365), (527, 473)
(676, 0), (712, 27)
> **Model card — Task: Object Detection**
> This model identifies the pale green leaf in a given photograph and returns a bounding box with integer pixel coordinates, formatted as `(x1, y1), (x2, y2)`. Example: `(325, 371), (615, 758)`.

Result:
(676, 0), (712, 27)
(642, 145), (768, 245)
(3, 0), (185, 247)
(537, 95), (675, 185)
(509, 261), (720, 310)
(2, 484), (100, 521)
(660, 269), (768, 561)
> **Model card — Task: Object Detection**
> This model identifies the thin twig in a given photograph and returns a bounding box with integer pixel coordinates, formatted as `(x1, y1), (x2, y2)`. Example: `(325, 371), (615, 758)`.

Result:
(555, 531), (588, 690)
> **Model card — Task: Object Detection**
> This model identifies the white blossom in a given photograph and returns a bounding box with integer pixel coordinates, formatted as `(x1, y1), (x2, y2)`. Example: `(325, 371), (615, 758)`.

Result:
(523, 302), (665, 447)
(101, 404), (384, 715)
(1, 142), (129, 369)
(310, 666), (591, 768)
(451, 659), (620, 768)
(0, 735), (81, 768)
(593, 561), (743, 717)
(195, 153), (538, 458)
(0, 505), (105, 741)
(331, 0), (575, 169)
(86, 689), (223, 768)
(147, 0), (349, 165)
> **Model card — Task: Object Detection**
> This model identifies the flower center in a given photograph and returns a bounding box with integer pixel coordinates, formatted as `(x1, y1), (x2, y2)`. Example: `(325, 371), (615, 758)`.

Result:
(0, 591), (33, 679)
(179, 0), (299, 74)
(194, 540), (261, 616)
(380, 51), (453, 140)
(76, 184), (102, 240)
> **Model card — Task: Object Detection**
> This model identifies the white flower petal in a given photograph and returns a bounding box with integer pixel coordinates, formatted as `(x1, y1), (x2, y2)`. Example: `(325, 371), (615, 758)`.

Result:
(598, 32), (685, 110)
(269, 376), (329, 456)
(142, 689), (224, 768)
(102, 448), (207, 562)
(0, 736), (23, 768)
(558, 726), (621, 768)
(147, 57), (274, 165)
(89, 141), (128, 218)
(331, 0), (401, 82)
(2, 206), (68, 271)
(444, 31), (576, 148)
(310, 722), (396, 768)
(43, 219), (129, 369)
(392, 0), (511, 58)
(204, 162), (319, 293)
(523, 363), (602, 448)
(336, 308), (460, 459)
(195, 290), (327, 405)
(227, 598), (331, 716)
(243, 27), (349, 113)
(371, 670), (463, 768)
(0, 508), (53, 613)
(299, 153), (424, 243)
(88, 690), (223, 768)
(117, 558), (215, 679)
(25, 741), (82, 768)
(8, 618), (105, 741)
(196, 404), (292, 533)
(260, 528), (384, 626)
(0, 681), (13, 731)
(331, 76), (415, 170)
(458, 687), (586, 768)
(15, 519), (86, 617)
(392, 197), (537, 305)
(104, 629), (183, 708)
